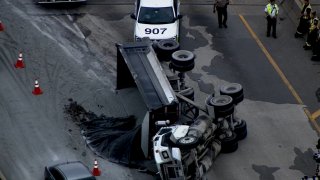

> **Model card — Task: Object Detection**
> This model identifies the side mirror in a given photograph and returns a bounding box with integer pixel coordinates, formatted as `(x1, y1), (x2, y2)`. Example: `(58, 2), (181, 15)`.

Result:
(177, 14), (183, 19)
(130, 13), (136, 19)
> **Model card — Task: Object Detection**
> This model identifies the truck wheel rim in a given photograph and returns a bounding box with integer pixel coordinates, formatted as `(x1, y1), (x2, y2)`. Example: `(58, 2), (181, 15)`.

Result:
(180, 137), (195, 144)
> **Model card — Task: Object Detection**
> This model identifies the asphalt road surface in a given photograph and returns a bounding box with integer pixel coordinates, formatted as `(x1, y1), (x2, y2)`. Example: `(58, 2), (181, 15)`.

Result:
(0, 0), (319, 180)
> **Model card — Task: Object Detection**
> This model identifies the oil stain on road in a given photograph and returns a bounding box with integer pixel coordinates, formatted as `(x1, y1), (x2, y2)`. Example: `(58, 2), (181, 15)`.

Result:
(252, 164), (280, 180)
(289, 147), (316, 177)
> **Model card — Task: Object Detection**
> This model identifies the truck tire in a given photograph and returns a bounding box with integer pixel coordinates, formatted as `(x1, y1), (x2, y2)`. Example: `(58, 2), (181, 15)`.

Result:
(220, 83), (244, 105)
(234, 120), (247, 141)
(169, 62), (195, 72)
(180, 87), (194, 100)
(156, 39), (180, 61)
(220, 132), (238, 153)
(171, 50), (195, 67)
(209, 95), (234, 117)
(157, 39), (180, 52)
(176, 135), (199, 150)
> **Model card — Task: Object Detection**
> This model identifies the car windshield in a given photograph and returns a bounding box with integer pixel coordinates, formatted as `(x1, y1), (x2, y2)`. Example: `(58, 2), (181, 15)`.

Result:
(138, 7), (175, 24)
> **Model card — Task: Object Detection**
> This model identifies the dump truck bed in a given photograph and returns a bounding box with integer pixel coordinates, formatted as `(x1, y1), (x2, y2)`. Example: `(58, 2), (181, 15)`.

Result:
(116, 41), (178, 110)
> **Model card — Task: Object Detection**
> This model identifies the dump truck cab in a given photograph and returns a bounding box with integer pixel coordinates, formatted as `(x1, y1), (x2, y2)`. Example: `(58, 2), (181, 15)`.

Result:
(153, 115), (222, 180)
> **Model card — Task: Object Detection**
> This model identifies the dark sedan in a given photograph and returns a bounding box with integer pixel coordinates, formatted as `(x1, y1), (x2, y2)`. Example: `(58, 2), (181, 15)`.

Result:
(44, 161), (96, 180)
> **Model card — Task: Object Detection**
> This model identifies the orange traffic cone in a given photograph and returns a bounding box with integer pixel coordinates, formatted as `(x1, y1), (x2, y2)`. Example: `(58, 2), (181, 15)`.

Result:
(92, 159), (101, 176)
(14, 52), (25, 68)
(32, 79), (43, 95)
(0, 21), (4, 32)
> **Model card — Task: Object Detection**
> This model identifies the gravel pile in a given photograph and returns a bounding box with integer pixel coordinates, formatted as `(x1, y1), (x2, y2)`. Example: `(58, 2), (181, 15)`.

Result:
(64, 99), (148, 167)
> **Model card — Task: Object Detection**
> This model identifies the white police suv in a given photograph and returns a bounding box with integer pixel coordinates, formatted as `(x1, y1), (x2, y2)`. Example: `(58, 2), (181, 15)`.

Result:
(131, 0), (181, 41)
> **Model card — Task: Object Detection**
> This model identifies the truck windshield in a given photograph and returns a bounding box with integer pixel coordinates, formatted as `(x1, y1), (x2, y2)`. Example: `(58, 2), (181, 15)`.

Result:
(138, 7), (175, 24)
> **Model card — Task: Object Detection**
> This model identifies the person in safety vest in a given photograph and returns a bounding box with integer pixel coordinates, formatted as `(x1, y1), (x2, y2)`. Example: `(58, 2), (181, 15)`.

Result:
(295, 7), (312, 38)
(265, 0), (279, 38)
(300, 0), (312, 17)
(304, 12), (318, 50)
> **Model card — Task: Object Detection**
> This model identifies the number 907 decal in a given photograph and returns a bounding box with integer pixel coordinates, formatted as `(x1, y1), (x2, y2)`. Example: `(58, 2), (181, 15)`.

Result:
(145, 28), (167, 34)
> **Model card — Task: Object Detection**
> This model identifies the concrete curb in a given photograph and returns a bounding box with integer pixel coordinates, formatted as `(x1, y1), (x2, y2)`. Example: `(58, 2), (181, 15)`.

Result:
(280, 0), (301, 26)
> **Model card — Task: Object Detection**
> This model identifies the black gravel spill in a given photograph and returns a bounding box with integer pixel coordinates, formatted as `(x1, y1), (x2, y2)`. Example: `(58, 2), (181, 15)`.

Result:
(63, 99), (151, 169)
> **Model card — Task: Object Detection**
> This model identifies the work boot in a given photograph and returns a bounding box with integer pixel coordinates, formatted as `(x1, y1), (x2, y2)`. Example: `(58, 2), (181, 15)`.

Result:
(294, 32), (302, 38)
(311, 55), (319, 61)
(304, 45), (312, 50)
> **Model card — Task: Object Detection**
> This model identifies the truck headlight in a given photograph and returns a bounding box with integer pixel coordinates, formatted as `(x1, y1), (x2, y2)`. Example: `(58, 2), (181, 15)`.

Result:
(162, 151), (169, 159)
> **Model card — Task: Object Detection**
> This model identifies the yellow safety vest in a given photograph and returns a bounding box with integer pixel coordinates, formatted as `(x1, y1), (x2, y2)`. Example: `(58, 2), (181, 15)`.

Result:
(266, 3), (279, 16)
(310, 18), (319, 32)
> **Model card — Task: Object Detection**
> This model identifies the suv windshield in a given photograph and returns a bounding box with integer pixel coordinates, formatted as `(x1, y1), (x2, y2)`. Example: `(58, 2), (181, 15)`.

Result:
(138, 7), (175, 24)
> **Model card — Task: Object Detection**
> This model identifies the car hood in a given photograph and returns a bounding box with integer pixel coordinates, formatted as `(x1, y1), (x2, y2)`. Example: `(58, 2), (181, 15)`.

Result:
(135, 22), (178, 40)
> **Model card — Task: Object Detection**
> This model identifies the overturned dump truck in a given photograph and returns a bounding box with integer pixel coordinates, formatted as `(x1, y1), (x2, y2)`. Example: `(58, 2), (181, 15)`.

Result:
(115, 38), (248, 180)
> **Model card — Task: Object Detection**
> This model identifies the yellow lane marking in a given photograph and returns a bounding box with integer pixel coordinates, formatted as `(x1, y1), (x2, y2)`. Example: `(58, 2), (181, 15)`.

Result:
(312, 109), (320, 120)
(303, 108), (320, 133)
(305, 108), (320, 132)
(239, 15), (303, 104)
(239, 14), (320, 133)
